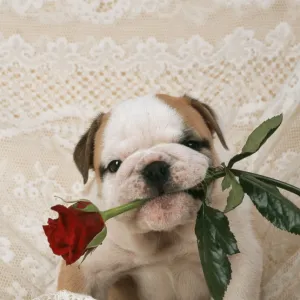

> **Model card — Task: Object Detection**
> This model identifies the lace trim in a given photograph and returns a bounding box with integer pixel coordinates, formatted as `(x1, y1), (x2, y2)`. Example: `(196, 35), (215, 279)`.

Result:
(33, 290), (96, 300)
(0, 23), (298, 72)
(0, 0), (179, 24)
(0, 0), (299, 24)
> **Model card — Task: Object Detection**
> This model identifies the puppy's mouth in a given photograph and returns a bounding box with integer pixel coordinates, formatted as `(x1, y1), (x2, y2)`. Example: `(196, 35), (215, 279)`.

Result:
(148, 184), (206, 203)
(185, 185), (207, 200)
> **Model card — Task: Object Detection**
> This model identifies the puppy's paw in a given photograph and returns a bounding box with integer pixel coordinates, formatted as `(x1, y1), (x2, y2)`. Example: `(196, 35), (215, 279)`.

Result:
(57, 261), (88, 294)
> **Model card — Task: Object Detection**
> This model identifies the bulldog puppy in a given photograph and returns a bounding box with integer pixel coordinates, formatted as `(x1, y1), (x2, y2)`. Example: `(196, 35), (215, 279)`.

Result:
(57, 94), (263, 300)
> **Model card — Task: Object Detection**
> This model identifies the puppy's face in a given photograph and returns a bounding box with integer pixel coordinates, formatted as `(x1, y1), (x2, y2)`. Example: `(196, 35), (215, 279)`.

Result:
(74, 95), (227, 233)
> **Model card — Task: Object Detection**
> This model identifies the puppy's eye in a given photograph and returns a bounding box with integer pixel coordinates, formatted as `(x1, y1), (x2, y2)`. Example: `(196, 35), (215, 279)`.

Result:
(107, 160), (122, 173)
(182, 140), (203, 151)
(181, 139), (210, 151)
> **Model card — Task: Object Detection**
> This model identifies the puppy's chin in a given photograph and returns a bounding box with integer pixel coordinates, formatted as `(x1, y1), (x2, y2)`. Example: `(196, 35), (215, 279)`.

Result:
(134, 192), (201, 232)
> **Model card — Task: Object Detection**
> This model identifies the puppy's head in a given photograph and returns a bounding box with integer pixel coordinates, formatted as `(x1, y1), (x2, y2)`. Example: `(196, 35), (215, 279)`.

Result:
(74, 95), (227, 232)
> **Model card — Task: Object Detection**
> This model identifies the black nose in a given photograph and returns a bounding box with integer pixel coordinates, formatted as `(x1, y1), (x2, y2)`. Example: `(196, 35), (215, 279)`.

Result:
(142, 161), (170, 192)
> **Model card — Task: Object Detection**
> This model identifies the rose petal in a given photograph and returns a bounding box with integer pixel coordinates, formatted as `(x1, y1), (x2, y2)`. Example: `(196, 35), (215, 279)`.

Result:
(44, 203), (106, 265)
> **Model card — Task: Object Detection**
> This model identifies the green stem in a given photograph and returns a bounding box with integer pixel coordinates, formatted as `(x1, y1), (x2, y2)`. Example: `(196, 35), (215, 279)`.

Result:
(101, 198), (149, 221)
(231, 169), (300, 196)
(186, 168), (226, 202)
(205, 168), (226, 184)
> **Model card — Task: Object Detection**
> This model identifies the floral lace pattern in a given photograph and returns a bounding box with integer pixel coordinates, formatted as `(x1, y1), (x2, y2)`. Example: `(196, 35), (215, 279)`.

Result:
(0, 0), (299, 24)
(1, 23), (299, 136)
(0, 0), (188, 24)
(1, 0), (300, 299)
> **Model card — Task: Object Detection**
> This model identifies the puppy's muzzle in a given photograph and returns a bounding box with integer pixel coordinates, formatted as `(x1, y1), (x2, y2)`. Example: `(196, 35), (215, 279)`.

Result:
(142, 161), (170, 195)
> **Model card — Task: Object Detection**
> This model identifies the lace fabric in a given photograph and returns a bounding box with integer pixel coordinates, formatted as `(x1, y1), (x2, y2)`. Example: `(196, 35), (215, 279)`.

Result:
(0, 0), (300, 299)
(1, 0), (299, 25)
(33, 291), (96, 300)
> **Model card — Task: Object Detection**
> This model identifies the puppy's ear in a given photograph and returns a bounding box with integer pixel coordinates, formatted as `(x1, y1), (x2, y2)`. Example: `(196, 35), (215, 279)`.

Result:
(73, 114), (103, 184)
(186, 96), (228, 149)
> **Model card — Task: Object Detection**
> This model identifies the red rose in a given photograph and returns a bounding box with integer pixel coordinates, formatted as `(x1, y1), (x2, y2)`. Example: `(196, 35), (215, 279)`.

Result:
(43, 201), (105, 265)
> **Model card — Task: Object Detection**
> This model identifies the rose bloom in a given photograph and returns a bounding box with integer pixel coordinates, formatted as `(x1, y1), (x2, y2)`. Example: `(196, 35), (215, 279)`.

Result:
(43, 201), (105, 265)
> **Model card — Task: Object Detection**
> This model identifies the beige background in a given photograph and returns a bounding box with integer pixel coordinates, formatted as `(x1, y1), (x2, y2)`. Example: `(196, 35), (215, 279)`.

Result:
(0, 0), (300, 299)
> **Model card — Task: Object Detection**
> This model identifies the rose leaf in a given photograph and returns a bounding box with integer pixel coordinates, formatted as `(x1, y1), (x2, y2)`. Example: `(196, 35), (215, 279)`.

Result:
(222, 169), (244, 213)
(196, 203), (239, 300)
(239, 174), (300, 235)
(228, 114), (283, 168)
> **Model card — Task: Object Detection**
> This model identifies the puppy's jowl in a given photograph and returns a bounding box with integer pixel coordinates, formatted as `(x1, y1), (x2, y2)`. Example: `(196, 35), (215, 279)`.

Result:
(57, 95), (263, 300)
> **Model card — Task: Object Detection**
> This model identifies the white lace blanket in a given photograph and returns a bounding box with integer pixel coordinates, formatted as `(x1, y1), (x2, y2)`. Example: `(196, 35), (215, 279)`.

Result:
(0, 1), (300, 299)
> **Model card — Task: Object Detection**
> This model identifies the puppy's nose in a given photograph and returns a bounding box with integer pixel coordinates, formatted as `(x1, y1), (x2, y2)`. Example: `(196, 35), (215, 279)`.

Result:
(142, 161), (170, 191)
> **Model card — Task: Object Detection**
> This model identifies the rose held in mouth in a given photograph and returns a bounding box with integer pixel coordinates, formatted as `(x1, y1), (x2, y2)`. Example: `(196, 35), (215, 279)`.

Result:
(43, 198), (148, 265)
(43, 201), (106, 265)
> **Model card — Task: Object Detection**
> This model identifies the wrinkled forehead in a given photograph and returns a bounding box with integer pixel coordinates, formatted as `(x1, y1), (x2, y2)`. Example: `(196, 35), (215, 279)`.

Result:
(101, 96), (183, 161)
(99, 95), (211, 163)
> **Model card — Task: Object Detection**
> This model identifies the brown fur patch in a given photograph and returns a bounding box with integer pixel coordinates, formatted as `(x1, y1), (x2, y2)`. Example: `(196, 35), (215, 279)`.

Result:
(57, 262), (140, 299)
(156, 94), (223, 166)
(57, 262), (86, 293)
(73, 114), (103, 184)
(94, 112), (111, 187)
(156, 94), (213, 141)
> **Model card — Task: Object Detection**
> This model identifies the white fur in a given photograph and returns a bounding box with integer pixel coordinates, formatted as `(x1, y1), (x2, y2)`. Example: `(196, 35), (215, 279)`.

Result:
(63, 95), (262, 300)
